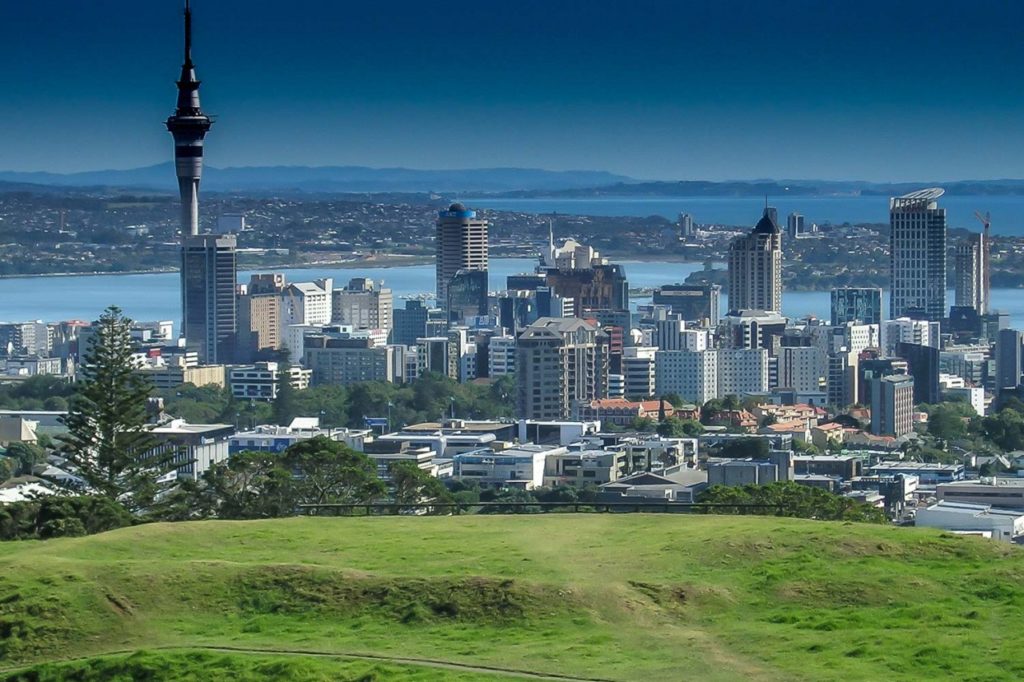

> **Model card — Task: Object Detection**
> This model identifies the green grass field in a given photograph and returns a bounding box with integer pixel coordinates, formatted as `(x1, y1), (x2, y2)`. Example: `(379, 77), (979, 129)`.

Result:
(0, 515), (1021, 681)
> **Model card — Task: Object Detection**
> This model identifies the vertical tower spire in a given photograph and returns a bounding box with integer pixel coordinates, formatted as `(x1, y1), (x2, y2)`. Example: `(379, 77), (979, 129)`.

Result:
(184, 0), (193, 67)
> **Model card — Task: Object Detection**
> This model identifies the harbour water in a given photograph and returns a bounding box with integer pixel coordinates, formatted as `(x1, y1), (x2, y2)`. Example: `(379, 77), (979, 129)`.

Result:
(1, 258), (1022, 329)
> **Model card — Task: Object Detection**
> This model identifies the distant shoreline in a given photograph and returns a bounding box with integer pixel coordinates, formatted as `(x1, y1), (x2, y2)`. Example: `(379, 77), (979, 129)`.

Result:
(0, 254), (435, 281)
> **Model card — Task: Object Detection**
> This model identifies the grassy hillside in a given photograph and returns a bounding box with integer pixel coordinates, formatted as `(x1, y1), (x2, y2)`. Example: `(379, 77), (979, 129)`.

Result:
(0, 515), (1021, 681)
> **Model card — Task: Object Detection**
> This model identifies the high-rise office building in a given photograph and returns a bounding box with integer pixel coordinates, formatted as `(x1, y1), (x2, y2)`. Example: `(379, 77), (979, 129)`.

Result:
(181, 235), (237, 364)
(954, 228), (990, 315)
(895, 341), (941, 405)
(447, 269), (489, 325)
(515, 318), (609, 419)
(332, 278), (393, 331)
(786, 212), (805, 240)
(236, 273), (286, 362)
(436, 203), (488, 311)
(996, 329), (1024, 393)
(652, 283), (721, 325)
(678, 213), (695, 238)
(727, 208), (782, 313)
(871, 375), (915, 437)
(889, 188), (947, 321)
(831, 287), (882, 326)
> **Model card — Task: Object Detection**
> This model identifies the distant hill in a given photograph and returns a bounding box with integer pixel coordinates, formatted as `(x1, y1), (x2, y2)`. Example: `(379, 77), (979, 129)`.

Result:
(2, 515), (1023, 681)
(0, 164), (634, 194)
(496, 178), (1024, 198)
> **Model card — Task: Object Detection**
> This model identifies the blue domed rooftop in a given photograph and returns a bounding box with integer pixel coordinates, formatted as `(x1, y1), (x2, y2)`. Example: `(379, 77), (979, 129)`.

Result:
(754, 208), (780, 235)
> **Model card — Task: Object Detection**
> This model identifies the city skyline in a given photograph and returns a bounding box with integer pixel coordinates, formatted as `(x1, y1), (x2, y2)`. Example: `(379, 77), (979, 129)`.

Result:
(4, 0), (1024, 181)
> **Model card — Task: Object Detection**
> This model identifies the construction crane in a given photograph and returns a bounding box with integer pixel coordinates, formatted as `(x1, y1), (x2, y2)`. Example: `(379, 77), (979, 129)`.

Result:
(974, 211), (991, 229)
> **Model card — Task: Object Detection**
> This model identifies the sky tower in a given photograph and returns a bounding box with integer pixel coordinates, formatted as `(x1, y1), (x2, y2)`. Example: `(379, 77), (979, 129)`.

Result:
(166, 0), (212, 238)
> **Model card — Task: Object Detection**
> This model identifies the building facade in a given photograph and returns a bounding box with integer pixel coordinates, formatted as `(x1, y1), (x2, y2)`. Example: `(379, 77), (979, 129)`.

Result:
(436, 203), (488, 311)
(831, 287), (882, 326)
(727, 208), (782, 313)
(954, 229), (990, 315)
(889, 188), (947, 321)
(516, 318), (609, 420)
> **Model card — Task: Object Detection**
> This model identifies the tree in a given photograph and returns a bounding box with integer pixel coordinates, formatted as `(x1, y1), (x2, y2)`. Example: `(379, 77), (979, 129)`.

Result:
(630, 417), (657, 432)
(718, 438), (769, 460)
(195, 451), (297, 519)
(657, 416), (703, 438)
(698, 482), (886, 523)
(982, 409), (1024, 452)
(5, 442), (48, 476)
(661, 393), (685, 409)
(283, 436), (386, 509)
(272, 363), (298, 426)
(59, 306), (173, 513)
(389, 461), (452, 512)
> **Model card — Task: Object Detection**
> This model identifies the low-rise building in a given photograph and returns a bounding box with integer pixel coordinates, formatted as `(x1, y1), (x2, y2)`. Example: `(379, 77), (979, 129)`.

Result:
(916, 501), (1024, 542)
(229, 420), (370, 454)
(936, 478), (1024, 510)
(869, 461), (965, 485)
(574, 398), (674, 427)
(228, 362), (311, 401)
(543, 449), (630, 487)
(793, 455), (862, 480)
(451, 444), (566, 489)
(136, 363), (226, 390)
(149, 419), (234, 481)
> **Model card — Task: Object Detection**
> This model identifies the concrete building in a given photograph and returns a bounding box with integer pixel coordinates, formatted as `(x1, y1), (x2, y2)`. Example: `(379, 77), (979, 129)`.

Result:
(655, 349), (715, 405)
(136, 363), (225, 390)
(776, 346), (824, 393)
(881, 317), (940, 356)
(916, 501), (1024, 542)
(282, 279), (333, 331)
(889, 188), (947, 321)
(487, 335), (516, 377)
(516, 318), (608, 420)
(621, 346), (657, 398)
(870, 375), (915, 437)
(228, 362), (311, 401)
(451, 444), (564, 490)
(831, 287), (882, 326)
(149, 419), (233, 481)
(936, 478), (1024, 509)
(727, 208), (782, 313)
(954, 227), (990, 315)
(678, 212), (695, 238)
(303, 333), (397, 385)
(436, 203), (488, 311)
(543, 449), (630, 487)
(871, 461), (965, 484)
(719, 348), (770, 397)
(332, 278), (393, 331)
(229, 420), (369, 454)
(236, 273), (286, 361)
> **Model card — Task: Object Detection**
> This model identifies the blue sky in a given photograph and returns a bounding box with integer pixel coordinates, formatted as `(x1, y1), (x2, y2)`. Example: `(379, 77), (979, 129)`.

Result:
(3, 0), (1022, 180)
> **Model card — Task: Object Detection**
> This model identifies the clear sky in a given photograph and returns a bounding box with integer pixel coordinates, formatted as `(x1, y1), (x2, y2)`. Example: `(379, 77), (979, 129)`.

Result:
(3, 0), (1022, 181)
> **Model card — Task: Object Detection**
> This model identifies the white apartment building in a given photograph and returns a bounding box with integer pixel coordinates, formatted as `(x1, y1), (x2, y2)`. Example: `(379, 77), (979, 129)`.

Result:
(719, 348), (769, 397)
(882, 317), (940, 356)
(281, 279), (333, 330)
(656, 350), (718, 405)
(228, 362), (311, 401)
(488, 335), (517, 377)
(622, 346), (657, 398)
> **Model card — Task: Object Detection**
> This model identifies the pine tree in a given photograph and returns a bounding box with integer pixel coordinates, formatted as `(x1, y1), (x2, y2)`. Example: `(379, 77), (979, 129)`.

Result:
(59, 306), (174, 513)
(272, 362), (297, 426)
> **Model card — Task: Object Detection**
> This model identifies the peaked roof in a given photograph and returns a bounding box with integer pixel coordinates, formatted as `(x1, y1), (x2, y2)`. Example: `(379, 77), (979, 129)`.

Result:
(753, 208), (780, 235)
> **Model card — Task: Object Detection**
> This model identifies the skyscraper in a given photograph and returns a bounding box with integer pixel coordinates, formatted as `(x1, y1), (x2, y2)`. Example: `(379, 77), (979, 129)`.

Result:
(954, 226), (990, 315)
(678, 213), (695, 238)
(167, 2), (235, 363)
(727, 208), (782, 313)
(831, 287), (882, 326)
(181, 235), (237, 364)
(435, 203), (488, 311)
(786, 212), (804, 240)
(515, 318), (608, 419)
(652, 283), (721, 325)
(889, 188), (947, 321)
(996, 329), (1024, 393)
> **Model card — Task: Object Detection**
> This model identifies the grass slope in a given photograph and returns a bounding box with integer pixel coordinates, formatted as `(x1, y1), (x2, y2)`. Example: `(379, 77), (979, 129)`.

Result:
(0, 515), (1021, 681)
